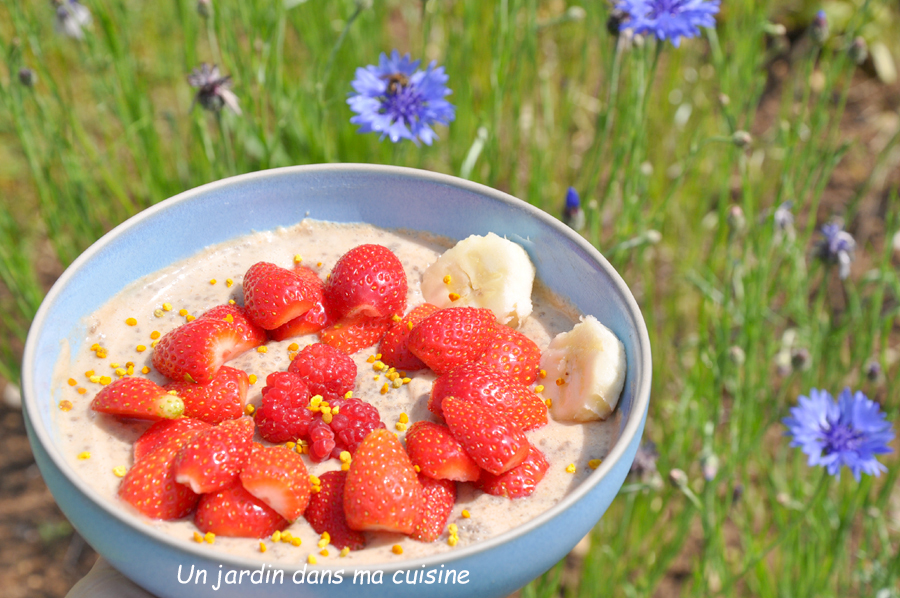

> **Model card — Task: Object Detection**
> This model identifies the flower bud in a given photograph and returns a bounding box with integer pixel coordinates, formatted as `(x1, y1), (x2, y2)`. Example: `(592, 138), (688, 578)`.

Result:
(849, 37), (868, 65)
(732, 130), (752, 149)
(18, 68), (36, 87)
(668, 468), (688, 488)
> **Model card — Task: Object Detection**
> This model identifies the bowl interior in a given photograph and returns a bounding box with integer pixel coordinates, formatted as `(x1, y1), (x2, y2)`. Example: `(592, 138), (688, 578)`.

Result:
(23, 164), (651, 574)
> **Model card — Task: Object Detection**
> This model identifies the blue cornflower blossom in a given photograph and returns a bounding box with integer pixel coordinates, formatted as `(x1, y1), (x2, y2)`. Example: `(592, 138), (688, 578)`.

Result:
(817, 222), (856, 279)
(54, 0), (92, 40)
(347, 50), (455, 145)
(783, 388), (894, 481)
(562, 187), (585, 231)
(615, 0), (720, 47)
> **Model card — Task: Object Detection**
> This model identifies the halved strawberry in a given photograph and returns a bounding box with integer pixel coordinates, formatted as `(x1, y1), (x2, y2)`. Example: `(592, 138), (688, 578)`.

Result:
(407, 307), (498, 374)
(304, 470), (366, 551)
(152, 317), (255, 384)
(379, 303), (441, 370)
(91, 377), (184, 421)
(133, 417), (211, 462)
(173, 417), (254, 494)
(255, 371), (314, 444)
(194, 482), (289, 538)
(441, 395), (530, 475)
(343, 429), (423, 534)
(410, 474), (456, 543)
(239, 445), (311, 522)
(199, 304), (268, 349)
(163, 365), (249, 424)
(243, 262), (319, 330)
(476, 445), (549, 499)
(405, 421), (481, 482)
(287, 342), (356, 401)
(268, 266), (331, 340)
(476, 326), (542, 384)
(429, 362), (547, 430)
(318, 315), (392, 355)
(118, 442), (200, 520)
(323, 244), (407, 322)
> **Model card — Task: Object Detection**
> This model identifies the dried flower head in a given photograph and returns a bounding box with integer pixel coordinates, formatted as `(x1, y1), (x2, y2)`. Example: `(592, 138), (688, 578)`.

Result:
(188, 64), (241, 115)
(816, 222), (856, 280)
(615, 0), (720, 47)
(53, 0), (91, 40)
(347, 50), (455, 145)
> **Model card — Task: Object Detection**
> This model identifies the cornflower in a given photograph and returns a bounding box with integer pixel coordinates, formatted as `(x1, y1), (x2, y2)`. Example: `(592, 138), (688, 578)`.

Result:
(562, 187), (585, 232)
(188, 64), (242, 115)
(816, 222), (855, 280)
(53, 0), (91, 40)
(615, 0), (720, 47)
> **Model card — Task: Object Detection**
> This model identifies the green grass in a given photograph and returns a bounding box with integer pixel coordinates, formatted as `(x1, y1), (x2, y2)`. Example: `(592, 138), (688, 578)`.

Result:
(1, 0), (898, 596)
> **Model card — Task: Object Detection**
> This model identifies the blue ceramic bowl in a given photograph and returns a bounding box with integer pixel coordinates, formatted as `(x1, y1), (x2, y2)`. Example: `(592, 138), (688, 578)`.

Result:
(23, 164), (651, 598)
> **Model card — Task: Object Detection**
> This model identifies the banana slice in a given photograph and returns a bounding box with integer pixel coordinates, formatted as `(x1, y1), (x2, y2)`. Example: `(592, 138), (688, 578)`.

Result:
(421, 232), (535, 327)
(540, 315), (626, 422)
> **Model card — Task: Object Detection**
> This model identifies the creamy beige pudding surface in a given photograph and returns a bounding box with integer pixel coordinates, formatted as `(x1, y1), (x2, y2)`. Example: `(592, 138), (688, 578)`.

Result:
(52, 220), (622, 565)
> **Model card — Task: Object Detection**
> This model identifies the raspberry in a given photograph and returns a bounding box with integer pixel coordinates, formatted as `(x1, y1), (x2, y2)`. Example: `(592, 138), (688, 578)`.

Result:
(287, 342), (356, 401)
(307, 419), (336, 462)
(255, 372), (314, 443)
(327, 397), (386, 457)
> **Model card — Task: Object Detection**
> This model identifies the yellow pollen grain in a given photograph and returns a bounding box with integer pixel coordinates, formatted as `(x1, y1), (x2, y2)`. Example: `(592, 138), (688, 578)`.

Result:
(443, 274), (452, 284)
(322, 412), (333, 424)
(307, 554), (317, 565)
(340, 462), (350, 471)
(248, 374), (258, 384)
(448, 523), (458, 535)
(291, 537), (302, 547)
(257, 346), (268, 353)
(406, 320), (414, 331)
(339, 451), (351, 464)
(391, 314), (402, 323)
(391, 545), (403, 555)
(58, 400), (73, 412)
(178, 309), (188, 316)
(392, 378), (403, 389)
(539, 369), (547, 379)
(320, 549), (329, 557)
(317, 538), (328, 549)
(462, 509), (471, 518)
(398, 413), (409, 424)
(167, 390), (178, 395)
(193, 531), (204, 543)
(556, 377), (566, 386)
(228, 299), (236, 305)
(77, 451), (91, 460)
(204, 532), (215, 544)
(331, 405), (340, 415)
(77, 388), (87, 395)
(185, 315), (196, 322)
(153, 309), (164, 318)
(414, 465), (421, 472)
(448, 536), (458, 547)
(244, 404), (256, 415)
(90, 343), (100, 351)
(125, 317), (137, 326)
(67, 378), (77, 387)
(317, 262), (323, 268)
(224, 314), (233, 323)
(402, 377), (411, 384)
(226, 279), (234, 288)
(89, 375), (101, 384)
(395, 422), (407, 432)
(209, 279), (217, 285)
(99, 376), (112, 385)
(309, 475), (321, 486)
(151, 340), (159, 348)
(109, 362), (120, 369)
(344, 391), (353, 399)
(281, 532), (292, 542)
(84, 370), (95, 377)
(288, 343), (299, 352)
(136, 345), (147, 352)
(534, 385), (545, 393)
(380, 383), (389, 395)
(588, 459), (603, 469)
(271, 531), (282, 543)
(294, 254), (303, 263)
(150, 331), (161, 340)
(115, 368), (126, 377)
(372, 361), (385, 371)
(545, 398), (553, 408)
(162, 303), (173, 312)
(366, 354), (376, 364)
(448, 292), (460, 302)
(141, 366), (151, 374)
(259, 542), (267, 553)
(340, 547), (350, 557)
(565, 463), (576, 473)
(113, 465), (127, 478)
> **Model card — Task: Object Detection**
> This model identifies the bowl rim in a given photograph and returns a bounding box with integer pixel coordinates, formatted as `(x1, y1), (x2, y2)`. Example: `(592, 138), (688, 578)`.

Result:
(22, 163), (652, 573)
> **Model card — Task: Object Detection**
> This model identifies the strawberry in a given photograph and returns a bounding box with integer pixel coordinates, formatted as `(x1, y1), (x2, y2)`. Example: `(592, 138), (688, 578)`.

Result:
(255, 371), (314, 444)
(476, 445), (549, 499)
(441, 395), (530, 475)
(194, 482), (288, 538)
(163, 365), (249, 424)
(475, 325), (542, 385)
(268, 266), (331, 340)
(91, 376), (184, 421)
(343, 429), (424, 534)
(173, 417), (255, 494)
(404, 421), (481, 482)
(198, 304), (268, 349)
(304, 471), (366, 551)
(379, 303), (441, 370)
(409, 474), (456, 543)
(133, 417), (211, 462)
(118, 442), (200, 520)
(239, 445), (311, 522)
(287, 342), (356, 401)
(407, 307), (498, 375)
(429, 363), (547, 430)
(242, 262), (319, 330)
(152, 317), (255, 384)
(323, 244), (407, 322)
(318, 315), (392, 355)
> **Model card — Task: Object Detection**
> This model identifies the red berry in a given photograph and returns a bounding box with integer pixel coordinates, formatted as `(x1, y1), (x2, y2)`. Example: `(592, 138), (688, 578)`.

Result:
(325, 397), (386, 458)
(441, 395), (530, 476)
(323, 244), (407, 322)
(133, 418), (211, 463)
(173, 417), (255, 494)
(379, 303), (441, 371)
(318, 315), (392, 355)
(407, 307), (498, 375)
(476, 445), (549, 499)
(305, 418), (336, 463)
(163, 365), (249, 424)
(152, 317), (255, 384)
(287, 342), (356, 401)
(118, 442), (200, 520)
(409, 474), (456, 543)
(344, 429), (424, 534)
(194, 482), (288, 538)
(199, 304), (268, 348)
(91, 377), (184, 421)
(304, 471), (365, 551)
(255, 371), (313, 444)
(475, 326), (542, 385)
(243, 262), (319, 330)
(239, 445), (311, 522)
(405, 421), (481, 482)
(268, 266), (332, 340)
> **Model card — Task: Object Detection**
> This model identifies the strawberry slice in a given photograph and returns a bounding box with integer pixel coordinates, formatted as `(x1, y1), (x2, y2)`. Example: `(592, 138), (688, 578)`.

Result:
(133, 417), (211, 462)
(405, 421), (481, 482)
(268, 266), (332, 340)
(91, 376), (184, 421)
(174, 417), (254, 494)
(119, 442), (200, 520)
(429, 362), (547, 430)
(255, 371), (314, 444)
(304, 471), (366, 550)
(379, 303), (441, 370)
(476, 445), (549, 499)
(410, 474), (456, 543)
(152, 317), (255, 384)
(243, 262), (319, 330)
(239, 445), (311, 522)
(343, 429), (423, 534)
(441, 395), (530, 475)
(194, 482), (289, 538)
(287, 342), (356, 401)
(323, 244), (408, 322)
(407, 307), (498, 375)
(199, 304), (268, 348)
(318, 315), (392, 355)
(163, 365), (249, 424)
(475, 325), (542, 384)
